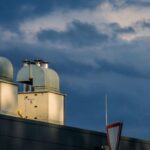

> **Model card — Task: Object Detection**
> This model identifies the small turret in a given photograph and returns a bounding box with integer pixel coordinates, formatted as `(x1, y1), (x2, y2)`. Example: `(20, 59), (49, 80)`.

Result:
(17, 59), (60, 92)
(17, 59), (65, 125)
(0, 57), (13, 82)
(0, 57), (17, 116)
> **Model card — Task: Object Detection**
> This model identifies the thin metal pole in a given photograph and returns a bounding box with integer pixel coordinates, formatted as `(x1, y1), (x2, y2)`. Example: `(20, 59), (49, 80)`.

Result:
(105, 94), (108, 126)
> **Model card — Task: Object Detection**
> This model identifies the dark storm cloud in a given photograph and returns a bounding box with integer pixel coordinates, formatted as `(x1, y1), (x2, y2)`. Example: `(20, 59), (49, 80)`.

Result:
(109, 23), (135, 34)
(0, 0), (101, 27)
(138, 20), (150, 28)
(95, 59), (150, 79)
(125, 0), (150, 6)
(38, 20), (109, 47)
(54, 55), (150, 80)
(109, 0), (150, 7)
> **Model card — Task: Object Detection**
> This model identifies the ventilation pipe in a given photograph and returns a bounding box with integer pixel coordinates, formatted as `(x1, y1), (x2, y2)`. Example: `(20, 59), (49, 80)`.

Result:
(40, 60), (49, 68)
(23, 59), (30, 67)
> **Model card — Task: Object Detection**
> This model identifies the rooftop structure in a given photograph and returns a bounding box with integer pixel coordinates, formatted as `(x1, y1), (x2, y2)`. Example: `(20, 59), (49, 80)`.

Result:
(0, 57), (13, 82)
(0, 56), (149, 150)
(17, 59), (60, 92)
(0, 57), (65, 125)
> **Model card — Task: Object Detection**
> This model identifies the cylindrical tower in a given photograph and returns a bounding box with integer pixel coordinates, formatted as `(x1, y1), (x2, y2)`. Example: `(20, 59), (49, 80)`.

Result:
(0, 57), (17, 116)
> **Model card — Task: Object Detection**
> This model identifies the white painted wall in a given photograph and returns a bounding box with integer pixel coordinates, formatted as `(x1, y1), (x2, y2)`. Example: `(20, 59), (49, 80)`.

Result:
(18, 92), (64, 125)
(0, 82), (18, 116)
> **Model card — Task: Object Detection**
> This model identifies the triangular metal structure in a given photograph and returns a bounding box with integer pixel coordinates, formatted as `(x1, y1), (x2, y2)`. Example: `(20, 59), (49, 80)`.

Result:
(106, 122), (123, 150)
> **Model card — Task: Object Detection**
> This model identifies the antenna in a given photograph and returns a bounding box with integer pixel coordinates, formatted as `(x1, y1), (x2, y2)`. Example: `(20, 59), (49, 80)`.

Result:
(105, 94), (108, 126)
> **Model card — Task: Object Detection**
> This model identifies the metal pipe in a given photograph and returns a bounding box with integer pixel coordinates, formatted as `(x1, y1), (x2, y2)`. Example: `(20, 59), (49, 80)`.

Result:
(41, 61), (49, 68)
(22, 59), (30, 67)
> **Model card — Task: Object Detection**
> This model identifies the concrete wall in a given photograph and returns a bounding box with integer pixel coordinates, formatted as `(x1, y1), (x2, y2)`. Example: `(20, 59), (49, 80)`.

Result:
(0, 82), (17, 116)
(18, 92), (64, 125)
(0, 114), (149, 150)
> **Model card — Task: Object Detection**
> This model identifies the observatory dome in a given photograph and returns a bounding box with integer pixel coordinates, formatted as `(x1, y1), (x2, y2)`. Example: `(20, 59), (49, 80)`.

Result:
(0, 57), (13, 81)
(17, 61), (60, 92)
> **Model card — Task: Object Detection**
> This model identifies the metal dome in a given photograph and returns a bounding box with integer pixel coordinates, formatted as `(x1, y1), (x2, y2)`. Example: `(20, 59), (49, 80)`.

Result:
(17, 63), (60, 92)
(0, 57), (13, 81)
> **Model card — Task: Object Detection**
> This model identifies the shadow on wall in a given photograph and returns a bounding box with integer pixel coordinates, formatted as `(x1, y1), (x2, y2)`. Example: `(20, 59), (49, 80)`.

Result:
(0, 115), (150, 150)
(0, 115), (107, 150)
(120, 137), (150, 150)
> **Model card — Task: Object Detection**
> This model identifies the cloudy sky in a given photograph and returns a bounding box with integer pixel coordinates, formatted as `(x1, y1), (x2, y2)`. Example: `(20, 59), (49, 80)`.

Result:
(1, 0), (150, 140)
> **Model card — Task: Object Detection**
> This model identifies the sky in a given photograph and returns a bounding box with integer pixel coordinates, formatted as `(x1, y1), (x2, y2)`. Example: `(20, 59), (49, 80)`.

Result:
(0, 0), (150, 140)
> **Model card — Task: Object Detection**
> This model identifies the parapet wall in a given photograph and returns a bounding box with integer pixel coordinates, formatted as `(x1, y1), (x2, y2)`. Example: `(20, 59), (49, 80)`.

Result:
(0, 114), (149, 150)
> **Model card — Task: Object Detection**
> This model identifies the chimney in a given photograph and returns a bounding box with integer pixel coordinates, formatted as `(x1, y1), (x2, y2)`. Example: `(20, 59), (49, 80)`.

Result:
(34, 59), (42, 67)
(40, 60), (49, 68)
(22, 59), (30, 67)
